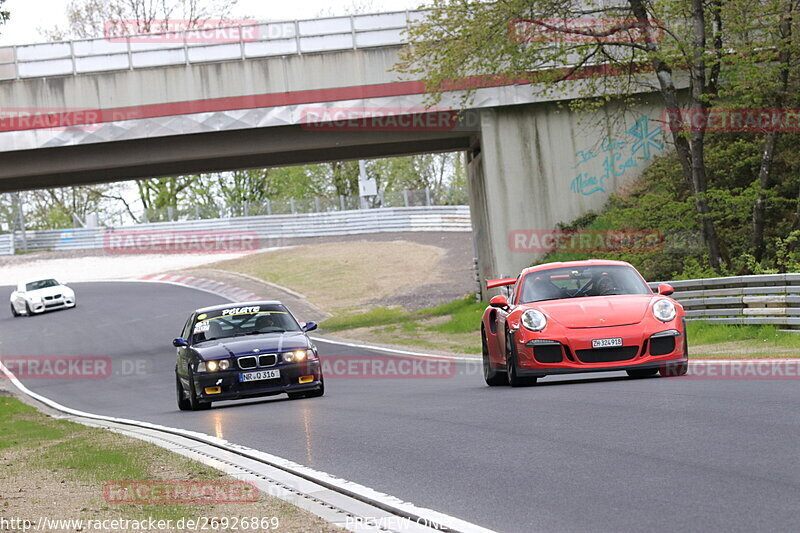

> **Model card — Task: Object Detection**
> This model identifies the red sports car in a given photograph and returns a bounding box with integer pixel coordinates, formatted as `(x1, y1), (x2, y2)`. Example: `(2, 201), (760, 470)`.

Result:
(481, 259), (688, 386)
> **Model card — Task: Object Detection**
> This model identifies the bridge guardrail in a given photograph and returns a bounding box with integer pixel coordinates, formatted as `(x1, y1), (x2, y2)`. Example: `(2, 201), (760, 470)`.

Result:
(0, 10), (422, 80)
(649, 274), (800, 329)
(6, 206), (471, 254)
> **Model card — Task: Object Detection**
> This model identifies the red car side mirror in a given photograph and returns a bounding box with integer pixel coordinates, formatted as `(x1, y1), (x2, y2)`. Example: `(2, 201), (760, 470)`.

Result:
(489, 295), (509, 309)
(658, 283), (674, 296)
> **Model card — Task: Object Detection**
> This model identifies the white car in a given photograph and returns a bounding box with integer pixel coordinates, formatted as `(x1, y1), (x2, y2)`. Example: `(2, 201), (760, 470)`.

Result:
(10, 278), (76, 317)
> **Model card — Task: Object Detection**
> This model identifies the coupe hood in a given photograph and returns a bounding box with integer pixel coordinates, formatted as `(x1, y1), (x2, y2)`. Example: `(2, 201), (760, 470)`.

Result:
(535, 295), (655, 328)
(193, 332), (310, 360)
(28, 286), (70, 297)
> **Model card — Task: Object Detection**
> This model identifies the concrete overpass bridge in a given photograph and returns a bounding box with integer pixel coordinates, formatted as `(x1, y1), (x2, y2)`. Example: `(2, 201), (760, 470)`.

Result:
(0, 10), (668, 286)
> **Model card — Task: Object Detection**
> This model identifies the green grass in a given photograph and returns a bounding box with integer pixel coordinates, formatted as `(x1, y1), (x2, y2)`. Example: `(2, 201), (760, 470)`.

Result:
(687, 322), (800, 349)
(320, 296), (485, 335)
(320, 307), (410, 331)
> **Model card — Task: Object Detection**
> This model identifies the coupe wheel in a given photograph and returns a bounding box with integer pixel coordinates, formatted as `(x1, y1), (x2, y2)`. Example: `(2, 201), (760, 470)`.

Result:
(505, 329), (537, 387)
(186, 369), (211, 410)
(626, 368), (658, 378)
(24, 302), (33, 316)
(10, 303), (18, 317)
(176, 373), (191, 411)
(482, 328), (506, 386)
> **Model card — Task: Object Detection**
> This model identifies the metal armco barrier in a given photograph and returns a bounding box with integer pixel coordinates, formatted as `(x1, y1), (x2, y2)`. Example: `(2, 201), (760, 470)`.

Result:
(0, 233), (13, 255)
(4, 206), (472, 254)
(650, 274), (800, 329)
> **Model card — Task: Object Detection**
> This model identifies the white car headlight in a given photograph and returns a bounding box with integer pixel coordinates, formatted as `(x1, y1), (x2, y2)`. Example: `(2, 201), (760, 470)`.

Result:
(521, 309), (547, 331)
(653, 299), (677, 322)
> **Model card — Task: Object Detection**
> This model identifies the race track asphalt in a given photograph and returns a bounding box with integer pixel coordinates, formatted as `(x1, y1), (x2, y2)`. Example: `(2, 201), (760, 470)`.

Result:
(1, 282), (798, 532)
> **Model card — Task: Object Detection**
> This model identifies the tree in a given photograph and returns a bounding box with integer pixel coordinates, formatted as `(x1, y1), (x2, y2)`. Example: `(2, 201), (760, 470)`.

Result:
(397, 0), (773, 271)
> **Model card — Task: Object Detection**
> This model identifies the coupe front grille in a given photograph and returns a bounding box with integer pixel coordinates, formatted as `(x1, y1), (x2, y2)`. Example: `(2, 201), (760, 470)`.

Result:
(258, 354), (277, 367)
(650, 337), (676, 356)
(44, 294), (61, 300)
(237, 356), (257, 370)
(533, 345), (563, 364)
(575, 346), (639, 363)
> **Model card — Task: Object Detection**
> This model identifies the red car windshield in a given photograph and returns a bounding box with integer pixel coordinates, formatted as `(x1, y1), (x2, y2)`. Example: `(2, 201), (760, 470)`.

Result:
(520, 265), (652, 303)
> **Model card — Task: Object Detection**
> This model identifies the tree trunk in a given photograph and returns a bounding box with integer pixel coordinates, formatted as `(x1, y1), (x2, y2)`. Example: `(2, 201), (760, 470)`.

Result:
(628, 0), (723, 271)
(752, 3), (793, 262)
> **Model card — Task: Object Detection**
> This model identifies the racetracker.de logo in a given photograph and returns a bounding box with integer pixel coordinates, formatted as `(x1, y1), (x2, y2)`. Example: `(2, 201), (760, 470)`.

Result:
(0, 356), (112, 379)
(682, 360), (800, 380)
(300, 107), (461, 131)
(509, 229), (663, 254)
(104, 19), (274, 43)
(321, 355), (457, 379)
(509, 18), (663, 44)
(103, 481), (259, 504)
(103, 230), (259, 255)
(662, 108), (800, 133)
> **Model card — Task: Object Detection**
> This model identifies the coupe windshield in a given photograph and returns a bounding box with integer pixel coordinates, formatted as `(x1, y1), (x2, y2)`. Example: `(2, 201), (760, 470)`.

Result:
(191, 304), (301, 344)
(520, 265), (652, 303)
(26, 279), (60, 291)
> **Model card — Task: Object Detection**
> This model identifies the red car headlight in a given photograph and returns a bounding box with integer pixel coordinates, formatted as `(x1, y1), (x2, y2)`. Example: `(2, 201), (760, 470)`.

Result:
(653, 299), (677, 322)
(521, 309), (547, 331)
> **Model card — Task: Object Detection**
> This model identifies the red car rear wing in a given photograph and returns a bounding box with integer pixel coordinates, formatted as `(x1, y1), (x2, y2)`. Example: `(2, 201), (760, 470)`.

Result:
(486, 277), (517, 289)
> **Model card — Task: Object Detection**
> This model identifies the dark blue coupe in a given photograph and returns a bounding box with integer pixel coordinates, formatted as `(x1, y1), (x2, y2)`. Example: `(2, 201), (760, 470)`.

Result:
(174, 301), (324, 410)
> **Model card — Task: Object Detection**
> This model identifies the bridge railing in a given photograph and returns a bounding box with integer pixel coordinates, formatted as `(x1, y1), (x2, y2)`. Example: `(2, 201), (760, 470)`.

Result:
(0, 10), (422, 80)
(648, 274), (800, 330)
(3, 205), (471, 254)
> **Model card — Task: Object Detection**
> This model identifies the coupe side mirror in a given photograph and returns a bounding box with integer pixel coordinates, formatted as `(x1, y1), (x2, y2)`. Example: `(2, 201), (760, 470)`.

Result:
(489, 295), (509, 309)
(302, 321), (318, 332)
(657, 283), (674, 296)
(172, 337), (189, 347)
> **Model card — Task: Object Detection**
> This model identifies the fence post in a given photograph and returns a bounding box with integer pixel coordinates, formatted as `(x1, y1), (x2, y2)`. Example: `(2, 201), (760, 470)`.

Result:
(402, 189), (410, 207)
(266, 199), (272, 216)
(243, 202), (250, 217)
(425, 187), (432, 206)
(167, 206), (175, 221)
(339, 195), (346, 211)
(314, 197), (321, 212)
(290, 198), (296, 214)
(195, 205), (201, 219)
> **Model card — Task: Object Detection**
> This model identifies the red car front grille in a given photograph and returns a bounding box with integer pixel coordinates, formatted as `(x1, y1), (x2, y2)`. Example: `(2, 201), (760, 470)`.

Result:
(575, 346), (639, 363)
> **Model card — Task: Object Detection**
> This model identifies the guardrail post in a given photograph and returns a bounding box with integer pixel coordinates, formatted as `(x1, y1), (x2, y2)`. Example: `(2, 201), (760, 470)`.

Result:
(295, 21), (302, 55)
(167, 206), (175, 220)
(314, 197), (321, 212)
(290, 198), (296, 214)
(243, 202), (249, 217)
(350, 15), (357, 50)
(339, 195), (345, 211)
(126, 36), (133, 70)
(195, 205), (201, 219)
(69, 40), (77, 75)
(402, 189), (410, 207)
(425, 187), (432, 206)
(266, 199), (272, 216)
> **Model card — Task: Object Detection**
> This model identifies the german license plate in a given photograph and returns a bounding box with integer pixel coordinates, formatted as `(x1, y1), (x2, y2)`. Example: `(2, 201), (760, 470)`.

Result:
(239, 369), (281, 382)
(592, 337), (623, 349)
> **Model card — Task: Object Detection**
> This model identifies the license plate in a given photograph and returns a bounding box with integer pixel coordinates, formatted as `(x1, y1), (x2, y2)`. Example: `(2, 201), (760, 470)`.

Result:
(239, 369), (281, 382)
(592, 337), (623, 349)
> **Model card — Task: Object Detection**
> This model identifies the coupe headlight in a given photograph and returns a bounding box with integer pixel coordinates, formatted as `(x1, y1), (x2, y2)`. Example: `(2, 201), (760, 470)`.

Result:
(521, 309), (547, 331)
(653, 299), (677, 322)
(283, 350), (307, 363)
(198, 360), (229, 372)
